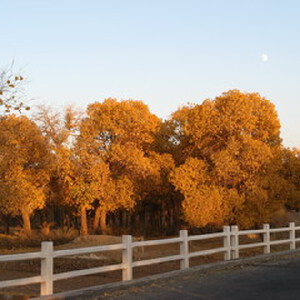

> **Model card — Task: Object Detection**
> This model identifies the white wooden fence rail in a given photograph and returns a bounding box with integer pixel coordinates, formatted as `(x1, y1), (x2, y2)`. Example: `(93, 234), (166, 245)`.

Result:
(0, 222), (299, 296)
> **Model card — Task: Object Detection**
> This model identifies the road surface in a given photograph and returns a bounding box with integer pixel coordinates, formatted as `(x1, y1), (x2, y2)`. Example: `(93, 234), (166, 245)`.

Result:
(101, 256), (300, 300)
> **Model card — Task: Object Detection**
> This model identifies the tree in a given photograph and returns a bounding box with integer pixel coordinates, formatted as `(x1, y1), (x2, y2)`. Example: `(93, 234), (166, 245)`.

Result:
(0, 115), (51, 235)
(33, 105), (82, 150)
(58, 147), (112, 235)
(0, 67), (29, 115)
(34, 105), (84, 229)
(170, 90), (282, 228)
(78, 99), (172, 232)
(281, 148), (300, 210)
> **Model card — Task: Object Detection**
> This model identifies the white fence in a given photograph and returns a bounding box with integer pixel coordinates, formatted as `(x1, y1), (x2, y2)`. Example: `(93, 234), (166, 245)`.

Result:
(0, 222), (299, 296)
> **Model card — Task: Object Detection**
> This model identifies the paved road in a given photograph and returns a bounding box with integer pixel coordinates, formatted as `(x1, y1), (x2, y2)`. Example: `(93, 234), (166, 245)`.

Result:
(102, 256), (300, 300)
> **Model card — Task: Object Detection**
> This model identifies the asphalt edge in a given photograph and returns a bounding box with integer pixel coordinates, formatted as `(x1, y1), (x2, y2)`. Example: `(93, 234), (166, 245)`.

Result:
(32, 248), (300, 300)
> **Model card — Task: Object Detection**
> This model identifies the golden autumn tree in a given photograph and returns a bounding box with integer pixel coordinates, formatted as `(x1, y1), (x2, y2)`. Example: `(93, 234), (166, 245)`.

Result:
(139, 152), (179, 231)
(78, 98), (173, 232)
(34, 103), (136, 235)
(0, 115), (51, 235)
(92, 174), (135, 233)
(281, 148), (300, 210)
(170, 90), (282, 228)
(58, 147), (113, 235)
(33, 105), (98, 232)
(32, 106), (82, 228)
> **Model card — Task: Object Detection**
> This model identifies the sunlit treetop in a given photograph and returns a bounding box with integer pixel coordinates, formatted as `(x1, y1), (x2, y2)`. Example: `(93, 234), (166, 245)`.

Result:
(185, 90), (281, 155)
(81, 98), (161, 150)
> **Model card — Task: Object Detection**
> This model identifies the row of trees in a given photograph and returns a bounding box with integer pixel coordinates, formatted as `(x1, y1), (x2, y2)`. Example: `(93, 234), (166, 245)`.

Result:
(0, 73), (299, 236)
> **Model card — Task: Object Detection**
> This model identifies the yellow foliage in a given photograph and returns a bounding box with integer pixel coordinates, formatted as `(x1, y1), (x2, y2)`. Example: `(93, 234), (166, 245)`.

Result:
(170, 90), (282, 228)
(82, 98), (161, 149)
(280, 148), (300, 210)
(76, 98), (171, 213)
(171, 158), (244, 226)
(0, 115), (51, 231)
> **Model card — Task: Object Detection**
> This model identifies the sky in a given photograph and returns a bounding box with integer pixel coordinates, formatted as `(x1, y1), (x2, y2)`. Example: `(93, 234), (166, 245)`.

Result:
(1, 0), (300, 147)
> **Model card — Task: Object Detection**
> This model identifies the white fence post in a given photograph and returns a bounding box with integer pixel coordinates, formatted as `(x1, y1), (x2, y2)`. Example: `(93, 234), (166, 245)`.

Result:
(122, 235), (133, 281)
(231, 225), (239, 259)
(41, 241), (54, 296)
(223, 226), (231, 261)
(289, 222), (296, 250)
(263, 224), (270, 254)
(180, 230), (189, 269)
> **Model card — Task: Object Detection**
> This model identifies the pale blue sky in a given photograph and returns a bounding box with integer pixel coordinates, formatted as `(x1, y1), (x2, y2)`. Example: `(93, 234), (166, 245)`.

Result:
(1, 0), (299, 147)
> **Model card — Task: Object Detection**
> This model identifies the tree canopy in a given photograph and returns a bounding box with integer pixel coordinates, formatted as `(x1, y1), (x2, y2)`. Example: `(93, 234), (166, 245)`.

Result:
(170, 90), (283, 228)
(0, 115), (51, 234)
(0, 90), (298, 236)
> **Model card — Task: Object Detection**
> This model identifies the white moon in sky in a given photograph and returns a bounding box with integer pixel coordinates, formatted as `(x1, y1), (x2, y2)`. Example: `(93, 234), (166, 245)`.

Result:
(261, 54), (269, 62)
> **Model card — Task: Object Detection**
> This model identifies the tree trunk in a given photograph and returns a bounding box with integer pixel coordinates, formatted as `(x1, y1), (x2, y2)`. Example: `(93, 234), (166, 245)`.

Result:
(1, 214), (10, 235)
(21, 210), (32, 236)
(169, 205), (174, 228)
(93, 206), (101, 232)
(5, 215), (10, 235)
(122, 210), (126, 228)
(100, 210), (107, 233)
(80, 207), (88, 236)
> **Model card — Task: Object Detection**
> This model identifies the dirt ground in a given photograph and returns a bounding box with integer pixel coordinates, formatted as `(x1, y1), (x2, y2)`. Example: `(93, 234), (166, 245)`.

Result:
(0, 231), (297, 298)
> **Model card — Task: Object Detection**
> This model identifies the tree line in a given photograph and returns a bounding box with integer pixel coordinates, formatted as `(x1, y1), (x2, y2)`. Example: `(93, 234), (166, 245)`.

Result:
(0, 72), (299, 236)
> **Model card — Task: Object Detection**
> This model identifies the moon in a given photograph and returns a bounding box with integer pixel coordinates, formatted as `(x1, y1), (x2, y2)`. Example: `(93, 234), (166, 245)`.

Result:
(261, 54), (269, 62)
